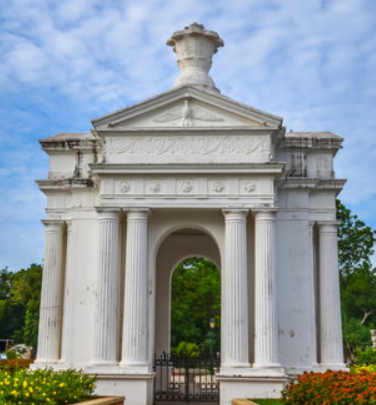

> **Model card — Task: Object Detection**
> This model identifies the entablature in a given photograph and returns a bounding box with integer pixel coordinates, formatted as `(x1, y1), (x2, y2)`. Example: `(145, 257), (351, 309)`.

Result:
(96, 171), (278, 209)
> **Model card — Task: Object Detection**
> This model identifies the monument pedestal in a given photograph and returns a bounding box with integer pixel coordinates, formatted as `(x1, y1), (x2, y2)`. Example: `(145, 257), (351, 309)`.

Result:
(217, 368), (287, 404)
(86, 367), (154, 405)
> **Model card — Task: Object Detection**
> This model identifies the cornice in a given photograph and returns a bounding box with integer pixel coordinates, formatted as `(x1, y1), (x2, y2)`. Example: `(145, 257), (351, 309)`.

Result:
(36, 178), (95, 191)
(95, 126), (278, 137)
(277, 136), (343, 152)
(89, 162), (285, 175)
(91, 85), (283, 129)
(277, 177), (346, 194)
(39, 138), (97, 153)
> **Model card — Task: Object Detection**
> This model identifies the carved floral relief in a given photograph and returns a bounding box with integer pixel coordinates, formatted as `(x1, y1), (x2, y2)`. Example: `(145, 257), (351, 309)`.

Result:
(119, 181), (131, 193)
(108, 135), (270, 156)
(213, 181), (224, 192)
(180, 181), (193, 193)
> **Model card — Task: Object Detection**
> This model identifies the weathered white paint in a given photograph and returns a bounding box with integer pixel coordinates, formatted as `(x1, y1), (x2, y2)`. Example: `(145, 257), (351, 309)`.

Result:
(35, 23), (346, 405)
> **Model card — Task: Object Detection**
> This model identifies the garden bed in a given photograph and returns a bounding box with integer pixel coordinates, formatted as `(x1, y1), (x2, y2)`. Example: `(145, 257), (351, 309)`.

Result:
(72, 397), (124, 405)
(232, 398), (281, 405)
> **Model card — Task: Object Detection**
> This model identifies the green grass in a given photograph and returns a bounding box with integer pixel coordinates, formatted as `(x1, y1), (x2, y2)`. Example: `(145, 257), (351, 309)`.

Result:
(250, 399), (282, 405)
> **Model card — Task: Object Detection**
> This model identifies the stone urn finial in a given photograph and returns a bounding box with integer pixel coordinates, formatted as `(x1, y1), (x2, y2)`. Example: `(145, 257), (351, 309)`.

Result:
(167, 23), (224, 93)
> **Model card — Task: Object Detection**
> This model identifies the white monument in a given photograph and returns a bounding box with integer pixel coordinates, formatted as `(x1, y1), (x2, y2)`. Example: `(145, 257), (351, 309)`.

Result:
(35, 23), (346, 405)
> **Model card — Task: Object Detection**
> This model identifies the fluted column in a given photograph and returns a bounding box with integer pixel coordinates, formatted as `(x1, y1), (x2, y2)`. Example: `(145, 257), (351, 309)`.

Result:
(36, 220), (65, 363)
(121, 209), (149, 368)
(253, 210), (280, 368)
(92, 210), (120, 365)
(60, 220), (72, 364)
(221, 209), (250, 368)
(317, 221), (344, 366)
(309, 221), (318, 366)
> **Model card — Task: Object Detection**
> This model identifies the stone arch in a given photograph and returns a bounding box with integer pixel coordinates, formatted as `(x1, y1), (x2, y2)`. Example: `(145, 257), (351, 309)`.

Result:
(154, 225), (221, 355)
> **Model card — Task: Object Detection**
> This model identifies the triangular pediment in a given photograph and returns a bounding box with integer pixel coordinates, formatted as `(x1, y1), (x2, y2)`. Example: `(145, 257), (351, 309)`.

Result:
(92, 86), (283, 130)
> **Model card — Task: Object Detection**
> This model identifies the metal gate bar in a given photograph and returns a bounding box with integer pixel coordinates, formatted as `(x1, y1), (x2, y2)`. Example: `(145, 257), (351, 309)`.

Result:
(154, 352), (220, 403)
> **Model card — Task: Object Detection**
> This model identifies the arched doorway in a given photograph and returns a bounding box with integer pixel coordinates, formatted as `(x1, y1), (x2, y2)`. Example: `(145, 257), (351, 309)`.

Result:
(154, 228), (221, 402)
(170, 257), (220, 357)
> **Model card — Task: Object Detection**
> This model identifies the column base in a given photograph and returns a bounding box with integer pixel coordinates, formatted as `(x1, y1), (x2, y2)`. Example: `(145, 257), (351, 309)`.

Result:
(218, 367), (286, 378)
(90, 359), (118, 367)
(252, 362), (282, 369)
(118, 364), (152, 374)
(221, 362), (251, 369)
(31, 359), (58, 369)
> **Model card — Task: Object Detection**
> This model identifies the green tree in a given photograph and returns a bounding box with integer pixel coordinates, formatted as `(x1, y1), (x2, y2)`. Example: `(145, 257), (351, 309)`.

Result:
(337, 199), (375, 276)
(337, 200), (376, 358)
(171, 258), (220, 353)
(0, 264), (42, 349)
(0, 268), (25, 341)
(12, 264), (42, 348)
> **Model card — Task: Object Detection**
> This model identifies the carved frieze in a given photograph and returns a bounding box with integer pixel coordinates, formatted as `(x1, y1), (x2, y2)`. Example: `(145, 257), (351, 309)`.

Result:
(108, 177), (273, 201)
(106, 135), (271, 158)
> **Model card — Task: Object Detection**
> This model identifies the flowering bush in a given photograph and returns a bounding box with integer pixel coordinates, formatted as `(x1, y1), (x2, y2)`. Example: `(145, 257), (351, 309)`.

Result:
(281, 370), (376, 405)
(0, 358), (34, 372)
(351, 363), (376, 373)
(0, 368), (97, 404)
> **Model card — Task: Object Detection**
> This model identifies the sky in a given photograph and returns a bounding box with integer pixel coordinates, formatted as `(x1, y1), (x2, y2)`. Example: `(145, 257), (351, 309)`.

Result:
(0, 0), (375, 271)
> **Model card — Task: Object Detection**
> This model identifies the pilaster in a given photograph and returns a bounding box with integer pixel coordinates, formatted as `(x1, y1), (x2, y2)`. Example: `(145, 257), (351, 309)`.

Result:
(317, 221), (345, 367)
(309, 221), (318, 367)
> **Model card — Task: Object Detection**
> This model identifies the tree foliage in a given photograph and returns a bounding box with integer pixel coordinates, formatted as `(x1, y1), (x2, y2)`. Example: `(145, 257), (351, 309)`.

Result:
(337, 200), (376, 358)
(0, 264), (42, 349)
(337, 200), (375, 276)
(171, 257), (220, 353)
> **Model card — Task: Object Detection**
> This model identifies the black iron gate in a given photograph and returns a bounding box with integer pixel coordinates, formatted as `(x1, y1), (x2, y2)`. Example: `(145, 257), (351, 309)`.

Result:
(154, 353), (220, 403)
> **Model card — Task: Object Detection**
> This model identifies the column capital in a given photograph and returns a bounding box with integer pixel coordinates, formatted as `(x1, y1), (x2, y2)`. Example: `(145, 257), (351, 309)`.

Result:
(222, 209), (249, 220)
(124, 209), (151, 221)
(252, 207), (278, 213)
(42, 219), (65, 227)
(123, 208), (151, 214)
(252, 208), (277, 221)
(96, 207), (121, 214)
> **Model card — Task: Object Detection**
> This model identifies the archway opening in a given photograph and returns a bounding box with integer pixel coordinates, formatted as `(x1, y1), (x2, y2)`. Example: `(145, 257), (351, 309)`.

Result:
(171, 257), (221, 356)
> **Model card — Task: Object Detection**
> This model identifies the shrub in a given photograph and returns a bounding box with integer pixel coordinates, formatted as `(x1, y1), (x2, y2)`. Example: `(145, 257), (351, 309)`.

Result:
(351, 363), (376, 373)
(281, 370), (376, 405)
(172, 341), (199, 357)
(354, 347), (376, 365)
(0, 358), (33, 372)
(0, 367), (97, 404)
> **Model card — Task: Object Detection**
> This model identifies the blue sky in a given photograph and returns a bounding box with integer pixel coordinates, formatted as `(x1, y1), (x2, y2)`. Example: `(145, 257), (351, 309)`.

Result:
(0, 0), (375, 271)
